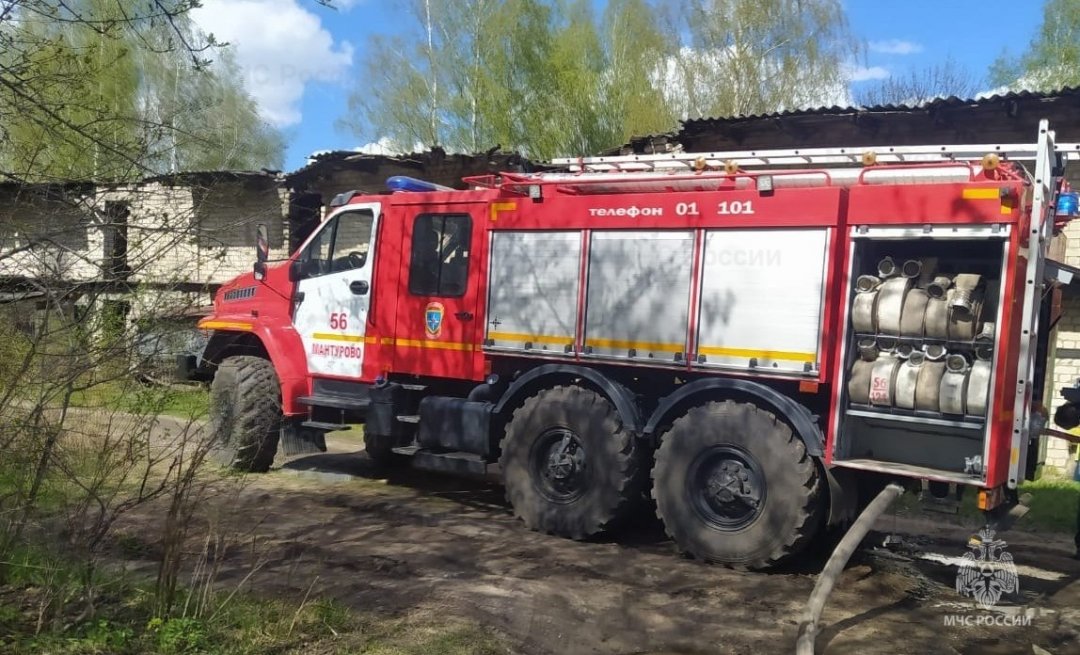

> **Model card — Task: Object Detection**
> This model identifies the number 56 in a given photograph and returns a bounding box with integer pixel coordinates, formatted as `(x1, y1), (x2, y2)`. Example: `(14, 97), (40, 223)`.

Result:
(329, 312), (348, 330)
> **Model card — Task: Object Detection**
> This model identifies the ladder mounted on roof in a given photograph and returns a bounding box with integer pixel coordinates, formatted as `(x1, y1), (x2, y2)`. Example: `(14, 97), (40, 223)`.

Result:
(552, 141), (1080, 173)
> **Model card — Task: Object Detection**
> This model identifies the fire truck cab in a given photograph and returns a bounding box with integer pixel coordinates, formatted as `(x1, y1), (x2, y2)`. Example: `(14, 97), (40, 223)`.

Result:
(198, 121), (1079, 569)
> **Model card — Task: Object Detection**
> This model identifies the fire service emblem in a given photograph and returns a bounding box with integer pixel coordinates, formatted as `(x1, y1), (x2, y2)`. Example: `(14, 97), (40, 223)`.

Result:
(425, 302), (445, 338)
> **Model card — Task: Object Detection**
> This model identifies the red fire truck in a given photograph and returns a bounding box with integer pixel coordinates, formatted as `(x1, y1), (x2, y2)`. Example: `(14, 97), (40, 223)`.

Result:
(197, 120), (1078, 569)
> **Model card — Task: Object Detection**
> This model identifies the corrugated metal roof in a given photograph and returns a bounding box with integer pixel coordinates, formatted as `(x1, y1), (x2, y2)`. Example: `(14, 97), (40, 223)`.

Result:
(681, 86), (1080, 128)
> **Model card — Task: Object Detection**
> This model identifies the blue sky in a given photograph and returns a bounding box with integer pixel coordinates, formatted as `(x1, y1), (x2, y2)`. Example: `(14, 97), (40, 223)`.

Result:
(191, 1), (1047, 172)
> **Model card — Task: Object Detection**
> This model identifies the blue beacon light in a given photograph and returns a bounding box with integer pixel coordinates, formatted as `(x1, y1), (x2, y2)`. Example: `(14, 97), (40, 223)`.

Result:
(386, 176), (453, 193)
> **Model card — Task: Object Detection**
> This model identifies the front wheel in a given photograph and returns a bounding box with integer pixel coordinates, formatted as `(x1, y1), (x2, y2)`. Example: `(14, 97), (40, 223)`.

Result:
(499, 385), (643, 539)
(652, 400), (824, 569)
(207, 356), (281, 472)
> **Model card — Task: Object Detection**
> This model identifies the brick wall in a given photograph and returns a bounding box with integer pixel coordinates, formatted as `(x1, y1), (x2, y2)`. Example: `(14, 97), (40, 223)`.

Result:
(0, 187), (104, 282)
(1044, 218), (1080, 475)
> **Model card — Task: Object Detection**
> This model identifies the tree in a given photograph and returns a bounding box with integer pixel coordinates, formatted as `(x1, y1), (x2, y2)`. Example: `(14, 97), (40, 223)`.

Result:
(990, 0), (1080, 91)
(343, 0), (676, 160)
(661, 0), (859, 119)
(1, 0), (284, 183)
(602, 0), (678, 142)
(856, 58), (982, 107)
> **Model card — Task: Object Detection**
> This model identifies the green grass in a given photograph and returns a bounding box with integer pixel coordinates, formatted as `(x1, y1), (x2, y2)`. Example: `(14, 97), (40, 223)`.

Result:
(894, 477), (1080, 534)
(0, 542), (507, 655)
(68, 382), (209, 420)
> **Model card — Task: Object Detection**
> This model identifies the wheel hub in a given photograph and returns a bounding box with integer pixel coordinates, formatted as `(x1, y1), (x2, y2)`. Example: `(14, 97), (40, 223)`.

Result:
(532, 429), (589, 503)
(690, 446), (766, 530)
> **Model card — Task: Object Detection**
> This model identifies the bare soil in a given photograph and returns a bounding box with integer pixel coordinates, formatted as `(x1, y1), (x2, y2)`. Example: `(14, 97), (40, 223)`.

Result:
(116, 429), (1080, 655)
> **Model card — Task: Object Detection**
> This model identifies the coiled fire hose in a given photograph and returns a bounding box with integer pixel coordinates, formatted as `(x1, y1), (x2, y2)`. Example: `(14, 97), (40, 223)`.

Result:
(795, 483), (905, 655)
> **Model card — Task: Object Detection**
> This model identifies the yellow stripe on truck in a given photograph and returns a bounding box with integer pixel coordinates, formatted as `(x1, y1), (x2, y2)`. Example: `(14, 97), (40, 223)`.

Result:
(585, 337), (684, 353)
(488, 331), (572, 345)
(697, 345), (816, 363)
(311, 332), (375, 343)
(393, 338), (475, 351)
(199, 320), (253, 331)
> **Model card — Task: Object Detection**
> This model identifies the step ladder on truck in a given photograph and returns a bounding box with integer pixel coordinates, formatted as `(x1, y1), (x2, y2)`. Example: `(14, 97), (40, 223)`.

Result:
(196, 119), (1080, 570)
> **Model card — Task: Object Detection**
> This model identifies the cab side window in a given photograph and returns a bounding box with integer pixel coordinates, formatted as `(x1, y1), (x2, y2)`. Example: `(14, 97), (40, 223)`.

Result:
(298, 209), (374, 278)
(408, 214), (472, 297)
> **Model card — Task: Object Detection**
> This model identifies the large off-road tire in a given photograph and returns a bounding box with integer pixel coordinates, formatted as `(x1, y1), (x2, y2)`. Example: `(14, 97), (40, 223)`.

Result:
(499, 385), (643, 539)
(207, 356), (281, 473)
(652, 400), (823, 569)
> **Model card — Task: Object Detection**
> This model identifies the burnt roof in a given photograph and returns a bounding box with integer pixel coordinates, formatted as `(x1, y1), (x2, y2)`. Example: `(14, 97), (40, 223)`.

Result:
(611, 87), (1080, 156)
(285, 147), (541, 191)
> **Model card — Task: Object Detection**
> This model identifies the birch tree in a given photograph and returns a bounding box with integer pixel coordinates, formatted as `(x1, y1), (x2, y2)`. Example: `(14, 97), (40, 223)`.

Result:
(989, 0), (1080, 91)
(661, 0), (858, 119)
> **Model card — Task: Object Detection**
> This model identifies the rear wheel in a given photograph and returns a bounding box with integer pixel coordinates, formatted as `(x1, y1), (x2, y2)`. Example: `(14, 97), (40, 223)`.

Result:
(652, 400), (823, 569)
(500, 385), (643, 539)
(207, 356), (281, 472)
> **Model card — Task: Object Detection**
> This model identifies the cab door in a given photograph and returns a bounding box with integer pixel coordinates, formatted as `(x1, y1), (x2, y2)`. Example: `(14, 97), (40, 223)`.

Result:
(292, 204), (379, 379)
(393, 206), (483, 379)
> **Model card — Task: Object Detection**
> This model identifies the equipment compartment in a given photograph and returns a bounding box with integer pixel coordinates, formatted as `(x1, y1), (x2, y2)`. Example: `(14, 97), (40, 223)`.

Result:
(836, 233), (1007, 479)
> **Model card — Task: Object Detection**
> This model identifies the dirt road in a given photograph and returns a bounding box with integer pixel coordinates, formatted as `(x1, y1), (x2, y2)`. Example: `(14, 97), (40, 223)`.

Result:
(118, 431), (1080, 655)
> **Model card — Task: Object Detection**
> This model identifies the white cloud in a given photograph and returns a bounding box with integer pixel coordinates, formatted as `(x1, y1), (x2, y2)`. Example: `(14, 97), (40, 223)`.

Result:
(846, 65), (891, 82)
(869, 39), (924, 56)
(191, 0), (354, 128)
(332, 0), (363, 9)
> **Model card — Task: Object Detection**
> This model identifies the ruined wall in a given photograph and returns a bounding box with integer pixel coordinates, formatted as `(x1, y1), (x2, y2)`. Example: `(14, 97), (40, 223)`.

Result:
(0, 185), (103, 282)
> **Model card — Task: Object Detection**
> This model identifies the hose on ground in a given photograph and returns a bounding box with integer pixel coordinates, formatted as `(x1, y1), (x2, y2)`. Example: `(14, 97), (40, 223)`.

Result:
(794, 483), (905, 655)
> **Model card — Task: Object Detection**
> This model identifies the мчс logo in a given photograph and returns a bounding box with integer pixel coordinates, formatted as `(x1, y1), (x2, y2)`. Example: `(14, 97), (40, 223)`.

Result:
(955, 527), (1019, 609)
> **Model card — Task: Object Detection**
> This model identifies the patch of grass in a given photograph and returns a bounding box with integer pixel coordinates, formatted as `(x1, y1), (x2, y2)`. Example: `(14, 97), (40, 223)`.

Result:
(1017, 477), (1080, 534)
(69, 382), (209, 420)
(891, 478), (1080, 534)
(0, 540), (507, 655)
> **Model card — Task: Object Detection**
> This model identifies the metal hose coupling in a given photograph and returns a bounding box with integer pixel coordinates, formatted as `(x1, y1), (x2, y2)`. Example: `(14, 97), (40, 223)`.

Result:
(975, 322), (995, 361)
(950, 273), (983, 315)
(855, 275), (881, 292)
(900, 259), (922, 279)
(877, 256), (898, 278)
(857, 338), (879, 361)
(876, 336), (898, 353)
(922, 343), (947, 360)
(926, 275), (952, 300)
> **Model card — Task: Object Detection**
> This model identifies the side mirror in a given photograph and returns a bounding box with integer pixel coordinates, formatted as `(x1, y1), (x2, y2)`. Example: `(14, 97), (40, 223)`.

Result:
(288, 259), (304, 282)
(255, 224), (269, 263)
(253, 224), (270, 281)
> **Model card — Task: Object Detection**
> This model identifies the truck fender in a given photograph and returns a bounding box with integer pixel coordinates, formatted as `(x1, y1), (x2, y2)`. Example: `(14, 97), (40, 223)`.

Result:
(202, 324), (309, 416)
(643, 378), (824, 457)
(492, 364), (643, 433)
